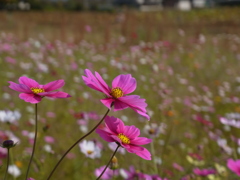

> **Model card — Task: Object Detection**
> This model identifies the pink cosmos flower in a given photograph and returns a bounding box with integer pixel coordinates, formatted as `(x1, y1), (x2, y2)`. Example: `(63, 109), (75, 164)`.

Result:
(193, 168), (216, 176)
(8, 76), (71, 104)
(82, 69), (150, 120)
(227, 159), (240, 176)
(96, 116), (152, 160)
(95, 166), (118, 180)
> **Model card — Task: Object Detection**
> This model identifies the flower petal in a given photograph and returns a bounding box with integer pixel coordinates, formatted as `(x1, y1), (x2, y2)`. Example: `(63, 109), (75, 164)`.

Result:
(112, 74), (136, 95)
(118, 95), (150, 120)
(126, 145), (151, 160)
(43, 79), (65, 92)
(104, 116), (119, 135)
(8, 81), (32, 93)
(134, 148), (152, 160)
(131, 137), (152, 145)
(96, 129), (115, 142)
(82, 69), (111, 96)
(39, 91), (71, 98)
(101, 98), (115, 109)
(19, 76), (39, 87)
(19, 93), (42, 104)
(123, 125), (140, 139)
(113, 100), (129, 111)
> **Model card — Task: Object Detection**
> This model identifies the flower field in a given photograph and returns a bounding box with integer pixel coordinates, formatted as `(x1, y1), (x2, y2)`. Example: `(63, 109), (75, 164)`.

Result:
(0, 7), (240, 179)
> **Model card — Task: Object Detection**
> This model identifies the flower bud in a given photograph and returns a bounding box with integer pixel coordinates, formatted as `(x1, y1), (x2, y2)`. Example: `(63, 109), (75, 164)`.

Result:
(1, 140), (17, 149)
(110, 156), (118, 170)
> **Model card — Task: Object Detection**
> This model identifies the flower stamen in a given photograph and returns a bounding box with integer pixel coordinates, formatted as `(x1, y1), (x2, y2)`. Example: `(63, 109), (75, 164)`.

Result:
(31, 87), (45, 94)
(118, 133), (130, 144)
(110, 87), (123, 99)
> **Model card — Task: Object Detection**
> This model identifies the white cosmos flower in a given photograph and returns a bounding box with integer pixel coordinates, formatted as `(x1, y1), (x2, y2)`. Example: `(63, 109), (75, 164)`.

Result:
(0, 110), (21, 123)
(8, 165), (21, 177)
(79, 140), (101, 159)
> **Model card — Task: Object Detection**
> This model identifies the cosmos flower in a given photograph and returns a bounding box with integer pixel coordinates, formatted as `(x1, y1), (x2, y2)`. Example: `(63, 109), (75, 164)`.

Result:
(193, 168), (216, 176)
(0, 110), (21, 123)
(95, 166), (118, 180)
(79, 140), (101, 159)
(96, 116), (152, 160)
(219, 117), (240, 128)
(8, 164), (21, 178)
(120, 166), (153, 180)
(8, 76), (71, 103)
(227, 159), (240, 176)
(82, 69), (150, 120)
(143, 123), (163, 138)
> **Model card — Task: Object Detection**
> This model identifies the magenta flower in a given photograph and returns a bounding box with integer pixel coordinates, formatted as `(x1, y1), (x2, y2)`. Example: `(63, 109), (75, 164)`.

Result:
(96, 116), (152, 160)
(95, 166), (118, 180)
(82, 69), (150, 120)
(227, 159), (240, 176)
(8, 76), (71, 103)
(193, 168), (216, 176)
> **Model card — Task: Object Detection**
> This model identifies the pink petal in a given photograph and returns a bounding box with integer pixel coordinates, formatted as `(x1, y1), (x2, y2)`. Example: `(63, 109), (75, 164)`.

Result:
(116, 118), (125, 134)
(123, 125), (140, 139)
(19, 93), (42, 104)
(126, 145), (151, 160)
(96, 129), (115, 142)
(227, 159), (240, 175)
(131, 137), (152, 145)
(39, 91), (71, 98)
(82, 69), (111, 96)
(104, 116), (119, 135)
(101, 98), (115, 109)
(112, 74), (136, 95)
(95, 71), (111, 95)
(125, 144), (144, 152)
(111, 135), (123, 145)
(118, 95), (150, 120)
(113, 100), (129, 111)
(19, 76), (39, 87)
(134, 148), (152, 160)
(8, 81), (32, 93)
(43, 79), (65, 91)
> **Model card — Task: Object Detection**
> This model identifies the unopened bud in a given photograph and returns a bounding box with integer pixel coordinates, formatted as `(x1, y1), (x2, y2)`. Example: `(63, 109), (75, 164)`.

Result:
(110, 156), (118, 170)
(1, 140), (17, 149)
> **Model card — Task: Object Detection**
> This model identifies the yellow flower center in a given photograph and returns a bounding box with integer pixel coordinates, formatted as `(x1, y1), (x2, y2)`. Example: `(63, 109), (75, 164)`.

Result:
(15, 161), (23, 168)
(148, 129), (155, 135)
(87, 150), (93, 155)
(117, 133), (130, 144)
(110, 87), (123, 99)
(31, 87), (45, 94)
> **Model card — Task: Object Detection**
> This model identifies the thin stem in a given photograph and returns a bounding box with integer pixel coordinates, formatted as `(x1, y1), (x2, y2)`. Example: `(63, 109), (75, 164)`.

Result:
(4, 148), (10, 180)
(150, 139), (159, 175)
(10, 148), (16, 180)
(46, 108), (111, 180)
(25, 103), (38, 180)
(96, 145), (120, 180)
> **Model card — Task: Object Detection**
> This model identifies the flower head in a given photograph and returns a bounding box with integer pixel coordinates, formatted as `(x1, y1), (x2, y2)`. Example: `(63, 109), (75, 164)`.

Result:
(95, 165), (118, 180)
(79, 140), (101, 159)
(227, 159), (240, 176)
(0, 140), (17, 149)
(96, 116), (152, 160)
(8, 76), (71, 103)
(193, 168), (216, 176)
(82, 69), (150, 120)
(8, 164), (21, 178)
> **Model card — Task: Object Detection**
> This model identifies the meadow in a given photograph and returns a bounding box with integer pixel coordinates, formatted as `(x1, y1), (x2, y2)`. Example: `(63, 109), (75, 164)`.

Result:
(0, 7), (240, 180)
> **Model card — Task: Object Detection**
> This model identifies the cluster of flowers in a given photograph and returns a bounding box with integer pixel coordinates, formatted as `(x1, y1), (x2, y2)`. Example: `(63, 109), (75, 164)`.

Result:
(1, 69), (156, 179)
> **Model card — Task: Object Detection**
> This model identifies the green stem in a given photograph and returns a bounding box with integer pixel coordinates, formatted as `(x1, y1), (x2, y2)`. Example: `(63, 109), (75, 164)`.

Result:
(3, 148), (10, 180)
(46, 108), (111, 180)
(150, 139), (159, 175)
(96, 145), (120, 180)
(25, 103), (38, 180)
